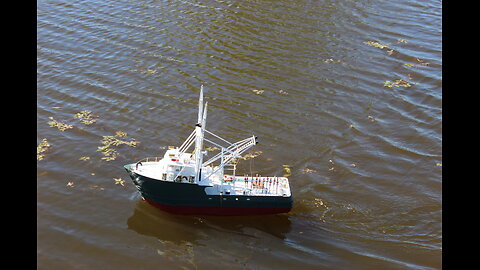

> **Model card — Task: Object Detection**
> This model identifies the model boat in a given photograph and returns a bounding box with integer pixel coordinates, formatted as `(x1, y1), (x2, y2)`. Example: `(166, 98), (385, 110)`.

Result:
(124, 86), (293, 215)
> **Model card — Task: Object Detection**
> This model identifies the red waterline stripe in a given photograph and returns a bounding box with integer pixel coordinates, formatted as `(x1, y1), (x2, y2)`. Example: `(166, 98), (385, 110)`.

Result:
(143, 197), (290, 216)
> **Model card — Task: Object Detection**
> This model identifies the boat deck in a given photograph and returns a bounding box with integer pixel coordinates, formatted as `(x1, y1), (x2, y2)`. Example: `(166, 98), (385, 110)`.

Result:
(215, 175), (291, 197)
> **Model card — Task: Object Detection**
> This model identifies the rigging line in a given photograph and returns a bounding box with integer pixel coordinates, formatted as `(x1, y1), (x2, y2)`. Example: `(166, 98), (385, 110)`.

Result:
(250, 155), (253, 176)
(203, 138), (235, 155)
(178, 130), (196, 153)
(204, 129), (233, 145)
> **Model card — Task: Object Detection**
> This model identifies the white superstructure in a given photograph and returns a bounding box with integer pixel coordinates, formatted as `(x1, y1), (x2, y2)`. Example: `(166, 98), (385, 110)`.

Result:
(129, 86), (291, 197)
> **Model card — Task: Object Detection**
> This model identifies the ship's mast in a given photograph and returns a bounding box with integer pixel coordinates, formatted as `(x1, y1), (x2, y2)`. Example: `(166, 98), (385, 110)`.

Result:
(194, 85), (207, 183)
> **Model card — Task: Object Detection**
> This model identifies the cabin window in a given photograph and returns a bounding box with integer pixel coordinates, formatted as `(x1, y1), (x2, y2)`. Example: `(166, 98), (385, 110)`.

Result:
(167, 165), (181, 172)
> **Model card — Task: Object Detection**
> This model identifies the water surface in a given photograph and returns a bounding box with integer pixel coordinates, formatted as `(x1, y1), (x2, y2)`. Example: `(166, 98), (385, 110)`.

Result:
(37, 0), (442, 269)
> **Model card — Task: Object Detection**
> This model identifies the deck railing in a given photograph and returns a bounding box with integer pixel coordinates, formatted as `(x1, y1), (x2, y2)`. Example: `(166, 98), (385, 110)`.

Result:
(135, 157), (163, 163)
(223, 176), (290, 196)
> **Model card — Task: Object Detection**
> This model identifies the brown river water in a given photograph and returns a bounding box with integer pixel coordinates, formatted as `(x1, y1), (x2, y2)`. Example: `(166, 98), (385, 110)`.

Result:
(37, 0), (442, 269)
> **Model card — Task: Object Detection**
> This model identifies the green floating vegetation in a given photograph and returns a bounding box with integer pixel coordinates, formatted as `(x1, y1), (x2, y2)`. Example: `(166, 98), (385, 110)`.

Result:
(132, 64), (158, 75)
(37, 138), (51, 161)
(74, 110), (97, 125)
(240, 151), (263, 160)
(97, 131), (138, 161)
(205, 146), (220, 152)
(384, 79), (416, 88)
(115, 131), (128, 137)
(364, 41), (389, 49)
(302, 168), (317, 174)
(416, 58), (429, 66)
(404, 58), (430, 68)
(100, 148), (118, 161)
(48, 117), (73, 131)
(113, 178), (125, 186)
(282, 164), (291, 177)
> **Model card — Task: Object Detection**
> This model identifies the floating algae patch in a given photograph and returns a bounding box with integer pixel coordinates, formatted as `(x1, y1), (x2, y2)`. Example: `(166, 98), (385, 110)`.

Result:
(415, 57), (430, 66)
(302, 168), (317, 174)
(74, 110), (97, 125)
(384, 79), (417, 88)
(97, 131), (139, 161)
(114, 131), (128, 138)
(48, 117), (73, 131)
(363, 41), (389, 49)
(252, 89), (264, 95)
(404, 57), (430, 68)
(113, 178), (125, 186)
(282, 164), (291, 177)
(240, 151), (263, 160)
(37, 138), (51, 161)
(100, 148), (119, 161)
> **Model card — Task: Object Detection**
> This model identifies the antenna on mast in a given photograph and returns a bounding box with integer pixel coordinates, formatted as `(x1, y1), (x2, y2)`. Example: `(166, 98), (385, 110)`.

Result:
(194, 85), (206, 183)
(197, 85), (204, 125)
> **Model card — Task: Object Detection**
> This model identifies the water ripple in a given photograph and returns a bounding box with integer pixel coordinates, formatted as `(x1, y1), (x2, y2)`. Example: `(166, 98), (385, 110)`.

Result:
(38, 0), (442, 269)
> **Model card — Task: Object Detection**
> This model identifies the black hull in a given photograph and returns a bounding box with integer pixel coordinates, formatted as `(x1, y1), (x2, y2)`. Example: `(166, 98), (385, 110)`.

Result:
(124, 166), (293, 215)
